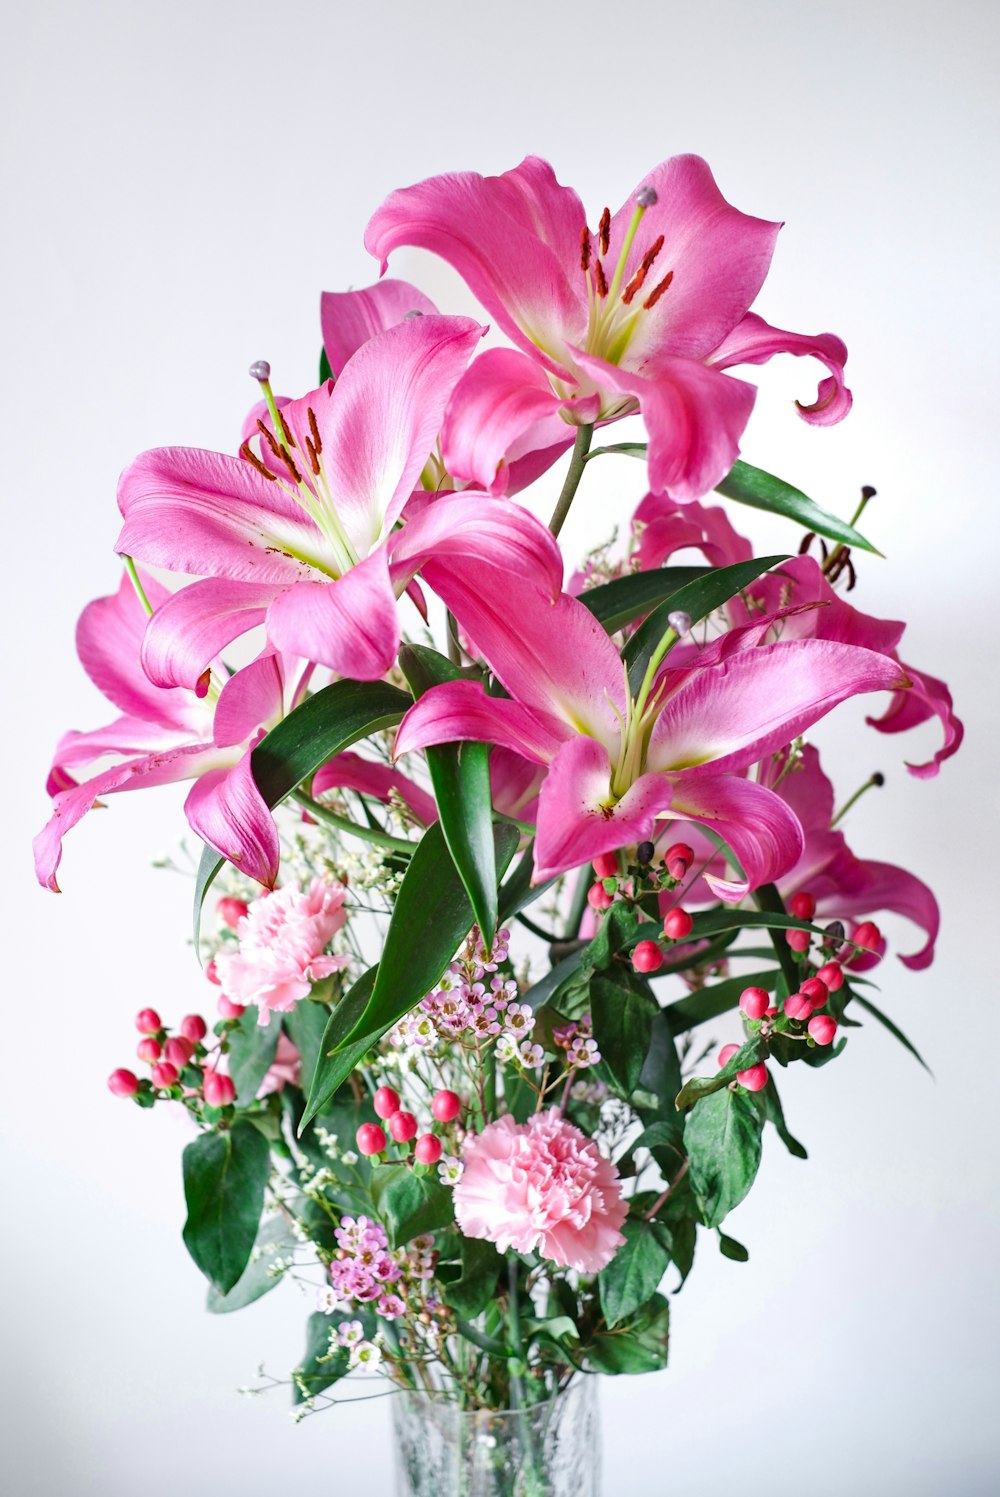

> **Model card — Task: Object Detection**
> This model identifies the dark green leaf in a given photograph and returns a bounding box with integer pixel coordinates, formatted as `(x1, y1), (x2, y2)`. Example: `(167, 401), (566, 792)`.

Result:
(193, 679), (411, 945)
(598, 1217), (673, 1328)
(444, 1237), (504, 1318)
(284, 996), (335, 1091)
(716, 460), (882, 555)
(227, 1007), (281, 1102)
(206, 1216), (295, 1313)
(399, 644), (498, 941)
(293, 1308), (375, 1404)
(299, 967), (378, 1132)
(590, 971), (657, 1096)
(851, 994), (933, 1075)
(664, 969), (779, 1035)
(319, 346), (333, 383)
(340, 822), (519, 1050)
(684, 1088), (763, 1228)
(752, 883), (802, 991)
(579, 567), (709, 633)
(587, 1292), (670, 1374)
(675, 1035), (763, 1111)
(498, 841), (559, 922)
(631, 1120), (687, 1179)
(182, 1121), (271, 1293)
(622, 555), (790, 691)
(717, 1230), (750, 1262)
(636, 1014), (685, 1151)
(761, 1075), (808, 1158)
(370, 1164), (454, 1247)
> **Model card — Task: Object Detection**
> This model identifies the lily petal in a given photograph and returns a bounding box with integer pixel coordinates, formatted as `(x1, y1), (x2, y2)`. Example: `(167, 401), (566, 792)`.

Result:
(814, 852), (940, 971)
(388, 490), (564, 598)
(184, 745), (280, 889)
(313, 751), (438, 826)
(320, 279), (438, 377)
(632, 491), (752, 570)
(141, 578), (283, 691)
(212, 651), (285, 750)
(266, 547), (400, 680)
(866, 660), (964, 778)
(665, 772), (805, 900)
(77, 569), (199, 731)
(394, 680), (569, 767)
(708, 311), (852, 427)
(532, 737), (673, 882)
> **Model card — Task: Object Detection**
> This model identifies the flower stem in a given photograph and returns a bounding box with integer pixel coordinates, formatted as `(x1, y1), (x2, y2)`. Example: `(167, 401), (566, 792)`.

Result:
(831, 772), (884, 827)
(547, 423), (594, 537)
(122, 555), (154, 616)
(292, 791), (417, 854)
(822, 487), (876, 576)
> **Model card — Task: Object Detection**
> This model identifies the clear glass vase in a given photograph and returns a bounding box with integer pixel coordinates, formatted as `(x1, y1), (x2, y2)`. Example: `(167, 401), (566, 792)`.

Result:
(391, 1376), (600, 1497)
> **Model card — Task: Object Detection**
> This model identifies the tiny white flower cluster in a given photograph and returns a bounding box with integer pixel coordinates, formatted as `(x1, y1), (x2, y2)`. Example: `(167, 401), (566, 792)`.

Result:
(437, 1154), (464, 1186)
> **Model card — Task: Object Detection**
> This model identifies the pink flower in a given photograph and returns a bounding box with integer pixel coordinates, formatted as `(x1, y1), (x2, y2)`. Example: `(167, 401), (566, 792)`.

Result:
(256, 1033), (302, 1097)
(214, 879), (349, 1024)
(453, 1110), (627, 1273)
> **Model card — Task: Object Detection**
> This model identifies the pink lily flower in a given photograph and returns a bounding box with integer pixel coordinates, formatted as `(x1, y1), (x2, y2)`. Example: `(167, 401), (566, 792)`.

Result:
(394, 570), (908, 890)
(34, 571), (302, 891)
(366, 155), (851, 500)
(115, 315), (563, 686)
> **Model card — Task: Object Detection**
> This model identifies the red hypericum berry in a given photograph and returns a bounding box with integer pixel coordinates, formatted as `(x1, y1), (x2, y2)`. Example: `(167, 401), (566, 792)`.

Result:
(664, 841), (694, 879)
(134, 1007), (162, 1034)
(389, 1110), (418, 1143)
(588, 882), (614, 911)
(816, 961), (844, 992)
(356, 1123), (387, 1157)
(800, 976), (829, 1007)
(791, 891), (817, 920)
(180, 1014), (208, 1043)
(431, 1089), (461, 1123)
(136, 1037), (162, 1064)
(632, 940), (664, 974)
(373, 1086), (401, 1119)
(739, 986), (769, 1021)
(737, 1062), (768, 1092)
(786, 928), (811, 953)
(108, 1068), (140, 1098)
(163, 1036), (194, 1069)
(784, 992), (813, 1021)
(205, 959), (222, 987)
(662, 907), (693, 940)
(217, 994), (246, 1019)
(765, 1005), (779, 1018)
(852, 921), (881, 953)
(151, 1062), (179, 1089)
(203, 1071), (236, 1107)
(808, 1014), (838, 1047)
(414, 1134), (443, 1165)
(717, 1043), (740, 1069)
(216, 896), (249, 930)
(592, 852), (619, 879)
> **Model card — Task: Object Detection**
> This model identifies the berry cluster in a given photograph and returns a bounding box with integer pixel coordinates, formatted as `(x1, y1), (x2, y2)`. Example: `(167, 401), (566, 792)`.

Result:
(107, 1007), (235, 1108)
(355, 1085), (462, 1167)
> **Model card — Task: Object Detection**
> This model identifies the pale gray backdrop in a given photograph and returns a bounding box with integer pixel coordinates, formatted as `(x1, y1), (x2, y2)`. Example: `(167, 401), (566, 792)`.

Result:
(3, 1), (998, 1493)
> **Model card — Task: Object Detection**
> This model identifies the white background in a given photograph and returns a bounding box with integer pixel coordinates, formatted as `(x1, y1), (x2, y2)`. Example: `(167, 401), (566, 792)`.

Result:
(3, 2), (998, 1493)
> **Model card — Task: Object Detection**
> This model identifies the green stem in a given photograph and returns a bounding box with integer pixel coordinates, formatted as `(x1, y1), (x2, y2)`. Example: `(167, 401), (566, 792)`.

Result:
(831, 773), (884, 827)
(753, 883), (801, 992)
(547, 424), (594, 537)
(292, 791), (417, 854)
(823, 488), (876, 575)
(122, 555), (154, 617)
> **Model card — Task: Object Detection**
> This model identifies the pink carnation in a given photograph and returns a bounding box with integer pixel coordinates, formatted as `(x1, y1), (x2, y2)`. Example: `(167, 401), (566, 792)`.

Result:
(257, 1033), (303, 1097)
(215, 878), (349, 1025)
(453, 1110), (627, 1273)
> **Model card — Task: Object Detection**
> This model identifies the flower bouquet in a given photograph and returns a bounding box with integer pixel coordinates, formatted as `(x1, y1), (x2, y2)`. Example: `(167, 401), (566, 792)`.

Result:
(36, 153), (959, 1495)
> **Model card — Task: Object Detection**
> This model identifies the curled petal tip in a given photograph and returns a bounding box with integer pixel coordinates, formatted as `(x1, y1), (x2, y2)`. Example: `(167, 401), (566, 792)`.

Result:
(248, 360), (271, 382)
(894, 672), (914, 691)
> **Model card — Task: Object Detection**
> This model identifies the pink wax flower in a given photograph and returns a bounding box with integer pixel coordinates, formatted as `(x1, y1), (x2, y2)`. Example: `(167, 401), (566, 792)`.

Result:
(214, 879), (349, 1025)
(454, 1110), (627, 1273)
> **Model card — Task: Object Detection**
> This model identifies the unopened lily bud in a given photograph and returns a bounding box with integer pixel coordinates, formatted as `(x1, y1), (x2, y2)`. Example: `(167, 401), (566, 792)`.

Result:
(216, 897), (249, 930)
(632, 940), (664, 974)
(739, 986), (769, 1021)
(592, 852), (619, 879)
(662, 907), (693, 940)
(108, 1068), (140, 1098)
(135, 1008), (162, 1034)
(791, 891), (816, 920)
(737, 1062), (768, 1092)
(389, 1110), (418, 1143)
(808, 1014), (838, 1047)
(217, 994), (245, 1019)
(414, 1134), (443, 1165)
(356, 1123), (387, 1157)
(784, 992), (813, 1021)
(664, 841), (694, 879)
(248, 360), (271, 382)
(816, 961), (844, 992)
(137, 1037), (161, 1064)
(151, 1062), (179, 1089)
(163, 1036), (194, 1069)
(667, 610), (692, 636)
(786, 928), (811, 953)
(800, 976), (829, 1007)
(431, 1089), (462, 1123)
(203, 1071), (236, 1107)
(374, 1086), (401, 1119)
(717, 1043), (740, 1068)
(636, 840), (655, 865)
(588, 881), (614, 911)
(636, 185), (659, 207)
(180, 1014), (208, 1043)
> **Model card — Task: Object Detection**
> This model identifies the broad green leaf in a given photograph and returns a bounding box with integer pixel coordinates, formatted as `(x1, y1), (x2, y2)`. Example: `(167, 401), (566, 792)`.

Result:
(399, 644), (498, 941)
(635, 1014), (685, 1154)
(591, 970), (657, 1096)
(299, 967), (378, 1132)
(370, 1164), (454, 1247)
(631, 1120), (687, 1179)
(684, 1087), (763, 1228)
(579, 566), (709, 633)
(717, 1230), (750, 1262)
(284, 995), (335, 1091)
(293, 1307), (375, 1405)
(622, 554), (790, 691)
(193, 679), (411, 946)
(443, 1236), (504, 1318)
(227, 1007), (281, 1102)
(598, 1217), (673, 1328)
(498, 841), (559, 922)
(851, 993), (933, 1075)
(664, 969), (779, 1035)
(761, 1075), (808, 1158)
(340, 822), (519, 1050)
(715, 460), (882, 555)
(206, 1216), (295, 1313)
(182, 1120), (271, 1293)
(587, 1292), (670, 1374)
(675, 1035), (764, 1112)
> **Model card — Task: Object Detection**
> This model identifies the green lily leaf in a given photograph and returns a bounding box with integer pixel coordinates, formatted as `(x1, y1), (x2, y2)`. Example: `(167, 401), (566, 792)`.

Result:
(715, 460), (882, 555)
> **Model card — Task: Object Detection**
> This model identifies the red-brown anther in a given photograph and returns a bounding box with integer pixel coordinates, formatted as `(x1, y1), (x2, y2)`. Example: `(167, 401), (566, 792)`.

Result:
(277, 443), (302, 484)
(277, 410), (296, 448)
(307, 407), (322, 455)
(239, 441), (278, 480)
(599, 207), (611, 256)
(257, 418), (282, 458)
(621, 235), (665, 305)
(580, 225), (592, 272)
(594, 259), (609, 298)
(305, 436), (321, 477)
(643, 270), (674, 310)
